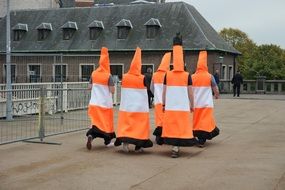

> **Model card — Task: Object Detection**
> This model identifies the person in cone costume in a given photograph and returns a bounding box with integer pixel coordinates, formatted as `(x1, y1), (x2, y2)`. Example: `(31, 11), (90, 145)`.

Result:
(191, 51), (220, 147)
(86, 47), (116, 150)
(161, 45), (197, 158)
(151, 52), (171, 145)
(114, 47), (153, 152)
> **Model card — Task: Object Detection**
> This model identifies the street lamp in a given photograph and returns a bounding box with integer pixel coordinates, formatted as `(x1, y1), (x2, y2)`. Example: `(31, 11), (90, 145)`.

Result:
(6, 0), (13, 120)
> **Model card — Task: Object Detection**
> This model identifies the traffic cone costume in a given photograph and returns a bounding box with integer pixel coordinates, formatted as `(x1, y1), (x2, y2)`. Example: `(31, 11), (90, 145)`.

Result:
(114, 47), (153, 148)
(152, 52), (171, 144)
(161, 45), (196, 146)
(87, 47), (116, 143)
(192, 51), (220, 141)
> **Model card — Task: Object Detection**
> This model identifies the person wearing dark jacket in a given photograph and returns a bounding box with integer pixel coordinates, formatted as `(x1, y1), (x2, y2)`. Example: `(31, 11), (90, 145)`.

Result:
(231, 71), (243, 97)
(144, 68), (154, 108)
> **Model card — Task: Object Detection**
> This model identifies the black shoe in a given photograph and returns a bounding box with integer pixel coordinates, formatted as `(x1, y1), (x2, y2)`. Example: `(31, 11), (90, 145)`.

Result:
(86, 135), (93, 150)
(104, 139), (111, 145)
(197, 138), (206, 148)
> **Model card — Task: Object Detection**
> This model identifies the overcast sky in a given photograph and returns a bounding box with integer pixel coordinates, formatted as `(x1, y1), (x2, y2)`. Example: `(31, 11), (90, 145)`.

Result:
(167, 0), (285, 49)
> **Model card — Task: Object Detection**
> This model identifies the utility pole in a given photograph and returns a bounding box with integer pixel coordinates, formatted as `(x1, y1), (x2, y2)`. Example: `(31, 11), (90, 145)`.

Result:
(6, 0), (13, 120)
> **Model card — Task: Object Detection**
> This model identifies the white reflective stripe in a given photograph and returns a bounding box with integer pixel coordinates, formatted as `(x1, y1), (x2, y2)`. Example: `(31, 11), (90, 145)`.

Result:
(89, 84), (113, 108)
(154, 83), (163, 104)
(165, 86), (190, 111)
(120, 88), (149, 112)
(193, 87), (213, 108)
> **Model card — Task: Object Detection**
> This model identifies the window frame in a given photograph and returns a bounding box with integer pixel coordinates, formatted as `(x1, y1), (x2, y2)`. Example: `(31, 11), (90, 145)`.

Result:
(4, 64), (17, 83)
(89, 27), (103, 40)
(141, 64), (154, 74)
(222, 64), (227, 80)
(79, 63), (95, 82)
(63, 28), (75, 40)
(13, 30), (26, 41)
(27, 64), (42, 83)
(53, 63), (68, 82)
(110, 64), (124, 81)
(117, 26), (130, 39)
(38, 29), (50, 41)
(146, 25), (159, 39)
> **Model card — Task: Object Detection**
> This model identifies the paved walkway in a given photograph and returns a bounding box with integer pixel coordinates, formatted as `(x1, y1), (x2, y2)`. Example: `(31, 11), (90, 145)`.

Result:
(0, 95), (285, 190)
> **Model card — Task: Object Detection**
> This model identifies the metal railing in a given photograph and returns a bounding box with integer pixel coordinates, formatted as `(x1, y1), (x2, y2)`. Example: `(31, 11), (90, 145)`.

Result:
(0, 82), (121, 145)
(220, 79), (285, 94)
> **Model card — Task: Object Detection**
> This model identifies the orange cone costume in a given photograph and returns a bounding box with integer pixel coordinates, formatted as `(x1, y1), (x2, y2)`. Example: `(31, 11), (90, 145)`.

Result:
(87, 47), (116, 143)
(114, 47), (153, 148)
(152, 52), (171, 144)
(192, 51), (220, 142)
(161, 45), (196, 146)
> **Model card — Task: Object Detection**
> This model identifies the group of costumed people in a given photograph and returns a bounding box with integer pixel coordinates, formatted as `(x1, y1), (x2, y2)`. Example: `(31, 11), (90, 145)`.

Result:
(86, 44), (220, 158)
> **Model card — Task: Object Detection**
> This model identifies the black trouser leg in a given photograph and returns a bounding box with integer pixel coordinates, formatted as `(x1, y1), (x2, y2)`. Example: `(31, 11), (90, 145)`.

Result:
(233, 85), (237, 96)
(86, 128), (96, 139)
(237, 85), (241, 97)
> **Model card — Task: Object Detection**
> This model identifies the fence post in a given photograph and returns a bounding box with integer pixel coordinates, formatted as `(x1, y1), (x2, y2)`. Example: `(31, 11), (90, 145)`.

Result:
(39, 87), (46, 141)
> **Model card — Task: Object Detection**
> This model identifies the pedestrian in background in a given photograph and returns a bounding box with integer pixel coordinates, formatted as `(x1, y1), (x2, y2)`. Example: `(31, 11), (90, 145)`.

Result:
(144, 67), (154, 108)
(214, 69), (220, 89)
(231, 70), (243, 97)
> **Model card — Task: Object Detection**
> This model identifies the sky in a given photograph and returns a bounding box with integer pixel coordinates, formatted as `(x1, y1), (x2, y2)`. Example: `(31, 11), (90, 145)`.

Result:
(167, 0), (285, 49)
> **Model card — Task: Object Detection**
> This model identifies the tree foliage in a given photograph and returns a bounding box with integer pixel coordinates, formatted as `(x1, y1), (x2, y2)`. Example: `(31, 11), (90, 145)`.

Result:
(219, 28), (285, 79)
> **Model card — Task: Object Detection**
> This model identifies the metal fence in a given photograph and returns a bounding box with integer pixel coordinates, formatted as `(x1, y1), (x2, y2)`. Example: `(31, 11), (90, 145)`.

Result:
(0, 82), (121, 145)
(220, 79), (285, 94)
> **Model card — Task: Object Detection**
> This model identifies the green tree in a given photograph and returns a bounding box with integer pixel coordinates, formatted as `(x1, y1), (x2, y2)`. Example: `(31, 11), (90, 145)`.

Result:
(252, 45), (285, 79)
(219, 28), (257, 79)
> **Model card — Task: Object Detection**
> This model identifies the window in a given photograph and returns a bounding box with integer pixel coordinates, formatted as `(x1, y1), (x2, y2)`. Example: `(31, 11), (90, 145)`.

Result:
(63, 28), (75, 40)
(146, 26), (159, 39)
(110, 64), (124, 80)
(117, 26), (130, 39)
(141, 64), (154, 74)
(228, 65), (233, 80)
(13, 30), (25, 41)
(12, 23), (28, 41)
(53, 64), (67, 82)
(116, 19), (132, 39)
(80, 64), (94, 81)
(222, 65), (227, 79)
(4, 64), (16, 83)
(36, 23), (52, 41)
(144, 18), (161, 39)
(28, 65), (41, 83)
(88, 20), (104, 40)
(90, 27), (102, 40)
(61, 21), (78, 40)
(38, 29), (50, 41)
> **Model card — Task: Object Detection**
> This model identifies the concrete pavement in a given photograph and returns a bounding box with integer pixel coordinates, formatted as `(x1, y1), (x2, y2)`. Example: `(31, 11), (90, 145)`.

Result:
(0, 95), (285, 190)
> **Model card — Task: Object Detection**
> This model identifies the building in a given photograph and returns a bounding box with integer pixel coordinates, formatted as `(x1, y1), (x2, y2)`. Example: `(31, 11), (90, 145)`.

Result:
(0, 0), (240, 83)
(0, 0), (59, 18)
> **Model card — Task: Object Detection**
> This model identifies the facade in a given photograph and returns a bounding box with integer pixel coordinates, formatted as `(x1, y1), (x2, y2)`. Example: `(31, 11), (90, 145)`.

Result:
(0, 1), (240, 83)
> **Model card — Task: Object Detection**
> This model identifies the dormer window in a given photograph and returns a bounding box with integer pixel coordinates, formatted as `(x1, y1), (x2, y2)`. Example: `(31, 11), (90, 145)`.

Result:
(88, 20), (104, 40)
(36, 23), (52, 41)
(144, 18), (162, 39)
(61, 21), (78, 40)
(115, 19), (133, 39)
(12, 23), (28, 41)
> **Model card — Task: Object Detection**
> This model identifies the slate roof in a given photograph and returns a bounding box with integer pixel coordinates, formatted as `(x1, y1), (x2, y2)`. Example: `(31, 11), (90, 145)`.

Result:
(0, 2), (240, 54)
(94, 0), (157, 5)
